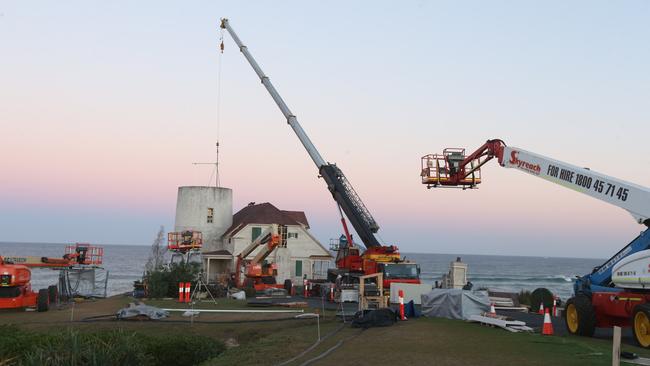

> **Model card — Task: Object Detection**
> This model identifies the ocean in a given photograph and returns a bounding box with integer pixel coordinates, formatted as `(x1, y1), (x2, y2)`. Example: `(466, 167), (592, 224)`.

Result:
(0, 242), (604, 300)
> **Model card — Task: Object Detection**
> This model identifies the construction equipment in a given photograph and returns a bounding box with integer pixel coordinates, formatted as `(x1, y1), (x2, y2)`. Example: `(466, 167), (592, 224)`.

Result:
(167, 230), (203, 264)
(358, 273), (389, 311)
(234, 224), (287, 292)
(0, 243), (103, 312)
(220, 18), (420, 290)
(422, 140), (650, 346)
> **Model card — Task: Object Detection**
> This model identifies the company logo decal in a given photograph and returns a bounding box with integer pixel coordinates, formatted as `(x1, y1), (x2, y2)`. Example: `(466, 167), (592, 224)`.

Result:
(509, 151), (541, 175)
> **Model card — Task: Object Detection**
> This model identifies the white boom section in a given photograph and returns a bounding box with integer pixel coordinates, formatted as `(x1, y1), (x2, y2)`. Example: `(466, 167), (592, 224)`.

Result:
(220, 18), (326, 169)
(239, 224), (278, 260)
(502, 146), (650, 225)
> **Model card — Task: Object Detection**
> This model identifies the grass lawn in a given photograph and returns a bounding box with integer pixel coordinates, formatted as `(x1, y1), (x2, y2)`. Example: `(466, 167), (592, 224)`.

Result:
(4, 296), (650, 365)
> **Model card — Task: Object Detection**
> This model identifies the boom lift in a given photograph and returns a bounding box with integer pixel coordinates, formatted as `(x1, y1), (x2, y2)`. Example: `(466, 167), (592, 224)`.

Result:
(0, 244), (103, 312)
(234, 224), (286, 292)
(422, 140), (650, 346)
(220, 18), (420, 289)
(167, 230), (203, 264)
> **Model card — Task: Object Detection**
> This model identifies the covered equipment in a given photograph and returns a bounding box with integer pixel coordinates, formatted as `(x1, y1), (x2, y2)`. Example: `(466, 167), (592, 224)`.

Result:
(421, 289), (490, 320)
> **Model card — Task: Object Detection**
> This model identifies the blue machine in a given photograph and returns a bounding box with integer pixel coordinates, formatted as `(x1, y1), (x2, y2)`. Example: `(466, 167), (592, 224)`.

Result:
(574, 229), (650, 297)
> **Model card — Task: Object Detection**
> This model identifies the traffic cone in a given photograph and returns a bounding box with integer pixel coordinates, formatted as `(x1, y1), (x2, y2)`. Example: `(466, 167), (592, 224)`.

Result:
(552, 297), (558, 317)
(489, 303), (497, 317)
(542, 308), (554, 335)
(398, 289), (406, 320)
(184, 282), (191, 303)
(538, 302), (544, 315)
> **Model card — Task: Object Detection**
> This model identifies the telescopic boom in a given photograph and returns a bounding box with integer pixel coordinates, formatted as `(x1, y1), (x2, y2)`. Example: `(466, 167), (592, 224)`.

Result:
(221, 18), (382, 247)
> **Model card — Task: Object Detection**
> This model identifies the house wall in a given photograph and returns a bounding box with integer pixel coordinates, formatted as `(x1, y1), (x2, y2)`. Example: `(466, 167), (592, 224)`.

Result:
(227, 223), (332, 284)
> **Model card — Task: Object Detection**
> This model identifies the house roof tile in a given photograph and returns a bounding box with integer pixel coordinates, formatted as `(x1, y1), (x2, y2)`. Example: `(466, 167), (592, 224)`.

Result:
(223, 202), (309, 237)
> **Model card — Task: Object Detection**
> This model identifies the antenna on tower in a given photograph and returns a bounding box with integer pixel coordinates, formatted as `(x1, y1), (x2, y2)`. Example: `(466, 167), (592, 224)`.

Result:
(193, 142), (220, 187)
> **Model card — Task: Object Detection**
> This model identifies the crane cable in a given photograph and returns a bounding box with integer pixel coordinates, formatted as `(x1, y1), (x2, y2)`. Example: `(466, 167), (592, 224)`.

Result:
(209, 27), (225, 187)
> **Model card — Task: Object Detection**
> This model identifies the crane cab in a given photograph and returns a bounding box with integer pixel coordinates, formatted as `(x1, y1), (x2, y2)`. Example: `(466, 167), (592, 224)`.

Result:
(421, 148), (482, 188)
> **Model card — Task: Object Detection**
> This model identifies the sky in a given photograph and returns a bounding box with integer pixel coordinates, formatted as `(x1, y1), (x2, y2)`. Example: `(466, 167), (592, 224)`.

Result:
(1, 1), (649, 258)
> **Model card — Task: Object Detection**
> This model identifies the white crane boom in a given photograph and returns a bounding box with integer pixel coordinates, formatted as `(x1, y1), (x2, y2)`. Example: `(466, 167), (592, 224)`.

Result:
(239, 224), (278, 261)
(422, 140), (650, 226)
(220, 18), (326, 168)
(502, 146), (650, 225)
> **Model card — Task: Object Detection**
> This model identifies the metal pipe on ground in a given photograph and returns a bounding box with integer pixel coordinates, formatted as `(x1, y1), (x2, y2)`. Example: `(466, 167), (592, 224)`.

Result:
(162, 308), (304, 313)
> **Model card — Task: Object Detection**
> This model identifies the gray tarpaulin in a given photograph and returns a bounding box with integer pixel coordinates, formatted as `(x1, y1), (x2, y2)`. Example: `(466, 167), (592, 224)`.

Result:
(421, 289), (490, 320)
(116, 303), (169, 320)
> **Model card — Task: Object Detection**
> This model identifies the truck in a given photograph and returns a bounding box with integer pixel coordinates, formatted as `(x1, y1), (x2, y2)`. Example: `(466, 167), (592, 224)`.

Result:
(220, 18), (420, 290)
(421, 139), (650, 346)
(0, 243), (103, 312)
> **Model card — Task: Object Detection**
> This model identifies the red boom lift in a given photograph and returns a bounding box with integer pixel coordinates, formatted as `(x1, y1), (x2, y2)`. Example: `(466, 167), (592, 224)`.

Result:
(0, 244), (103, 312)
(234, 224), (286, 292)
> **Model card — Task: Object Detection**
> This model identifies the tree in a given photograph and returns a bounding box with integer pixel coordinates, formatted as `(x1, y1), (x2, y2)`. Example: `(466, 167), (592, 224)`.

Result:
(145, 226), (166, 273)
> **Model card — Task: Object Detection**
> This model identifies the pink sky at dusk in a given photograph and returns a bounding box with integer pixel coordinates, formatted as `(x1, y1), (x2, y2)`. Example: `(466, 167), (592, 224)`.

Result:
(1, 1), (649, 258)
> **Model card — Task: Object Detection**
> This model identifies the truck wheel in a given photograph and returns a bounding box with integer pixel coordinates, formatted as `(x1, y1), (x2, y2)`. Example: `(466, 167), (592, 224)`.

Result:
(37, 289), (49, 312)
(633, 304), (650, 348)
(564, 295), (595, 337)
(283, 279), (292, 293)
(48, 285), (58, 304)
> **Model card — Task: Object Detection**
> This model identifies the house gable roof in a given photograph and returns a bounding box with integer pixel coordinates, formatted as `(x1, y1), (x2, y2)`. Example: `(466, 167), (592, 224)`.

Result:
(223, 202), (309, 238)
(281, 210), (309, 228)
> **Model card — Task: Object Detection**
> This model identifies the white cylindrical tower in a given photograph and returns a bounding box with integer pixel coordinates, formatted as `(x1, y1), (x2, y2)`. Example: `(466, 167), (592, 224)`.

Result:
(174, 186), (233, 252)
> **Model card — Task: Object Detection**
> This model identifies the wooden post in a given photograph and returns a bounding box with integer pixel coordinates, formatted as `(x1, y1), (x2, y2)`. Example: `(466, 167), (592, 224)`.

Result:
(612, 326), (621, 366)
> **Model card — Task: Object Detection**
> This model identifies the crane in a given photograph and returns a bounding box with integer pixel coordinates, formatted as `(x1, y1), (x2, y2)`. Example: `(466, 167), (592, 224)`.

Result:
(0, 244), (103, 312)
(422, 140), (650, 346)
(220, 18), (420, 288)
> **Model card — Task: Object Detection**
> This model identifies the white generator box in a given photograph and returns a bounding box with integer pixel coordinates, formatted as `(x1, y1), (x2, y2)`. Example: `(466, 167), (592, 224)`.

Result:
(389, 283), (433, 305)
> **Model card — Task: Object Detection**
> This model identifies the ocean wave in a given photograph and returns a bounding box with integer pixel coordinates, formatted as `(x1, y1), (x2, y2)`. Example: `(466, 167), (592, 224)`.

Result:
(420, 274), (575, 283)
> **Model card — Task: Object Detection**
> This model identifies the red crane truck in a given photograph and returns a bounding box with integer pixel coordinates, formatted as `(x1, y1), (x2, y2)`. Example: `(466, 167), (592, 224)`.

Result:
(220, 18), (420, 290)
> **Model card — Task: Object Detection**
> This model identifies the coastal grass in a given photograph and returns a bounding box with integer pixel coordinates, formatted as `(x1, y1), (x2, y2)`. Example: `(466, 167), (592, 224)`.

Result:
(0, 325), (225, 366)
(205, 317), (650, 366)
(6, 296), (650, 365)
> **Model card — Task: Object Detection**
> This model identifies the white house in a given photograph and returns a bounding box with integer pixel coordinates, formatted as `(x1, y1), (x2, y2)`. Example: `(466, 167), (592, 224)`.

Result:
(220, 202), (332, 285)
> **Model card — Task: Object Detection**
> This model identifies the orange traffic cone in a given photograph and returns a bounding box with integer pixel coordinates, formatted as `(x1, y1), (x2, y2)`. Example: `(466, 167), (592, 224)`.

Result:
(538, 302), (544, 315)
(542, 308), (554, 335)
(489, 303), (497, 317)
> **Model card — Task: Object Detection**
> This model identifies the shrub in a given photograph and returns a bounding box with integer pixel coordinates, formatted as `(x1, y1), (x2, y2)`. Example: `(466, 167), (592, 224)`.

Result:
(518, 289), (532, 306)
(0, 326), (224, 366)
(143, 334), (225, 366)
(145, 261), (201, 298)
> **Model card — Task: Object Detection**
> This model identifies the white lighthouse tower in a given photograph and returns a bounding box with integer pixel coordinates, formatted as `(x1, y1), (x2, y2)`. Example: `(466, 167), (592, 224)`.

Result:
(174, 186), (233, 253)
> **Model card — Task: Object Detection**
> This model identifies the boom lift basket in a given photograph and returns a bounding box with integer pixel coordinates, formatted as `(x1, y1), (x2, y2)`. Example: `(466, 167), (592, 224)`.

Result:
(421, 148), (482, 188)
(167, 231), (203, 253)
(64, 243), (103, 265)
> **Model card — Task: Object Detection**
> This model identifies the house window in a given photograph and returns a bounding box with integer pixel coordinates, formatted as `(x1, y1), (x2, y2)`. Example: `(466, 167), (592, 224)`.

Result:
(288, 232), (298, 239)
(312, 260), (331, 279)
(207, 208), (214, 223)
(295, 260), (302, 277)
(252, 227), (262, 241)
(279, 225), (288, 248)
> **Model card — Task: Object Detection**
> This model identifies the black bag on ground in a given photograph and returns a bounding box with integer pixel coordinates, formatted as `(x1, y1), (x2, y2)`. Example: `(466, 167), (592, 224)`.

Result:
(351, 308), (398, 329)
